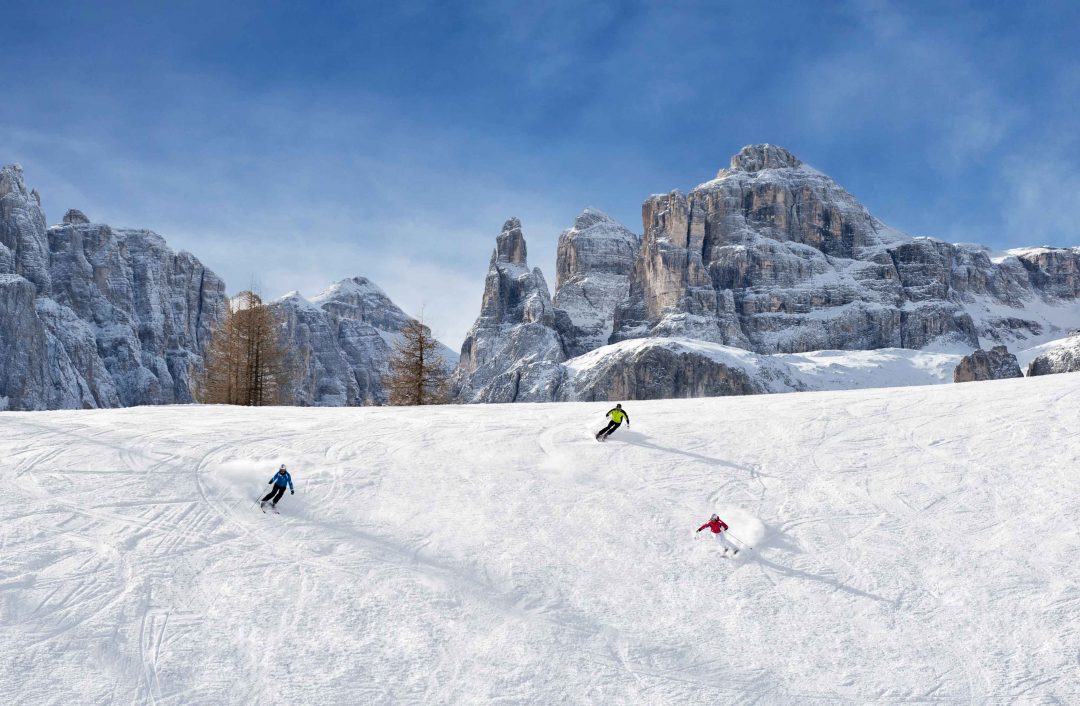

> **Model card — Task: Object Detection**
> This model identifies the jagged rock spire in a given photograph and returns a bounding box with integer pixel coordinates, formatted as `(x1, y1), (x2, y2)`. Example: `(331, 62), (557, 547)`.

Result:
(452, 218), (567, 402)
(494, 217), (527, 265)
(0, 163), (51, 293)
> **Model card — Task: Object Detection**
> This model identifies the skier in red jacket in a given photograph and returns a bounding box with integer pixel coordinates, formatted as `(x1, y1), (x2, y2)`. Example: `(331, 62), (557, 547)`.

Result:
(697, 514), (738, 555)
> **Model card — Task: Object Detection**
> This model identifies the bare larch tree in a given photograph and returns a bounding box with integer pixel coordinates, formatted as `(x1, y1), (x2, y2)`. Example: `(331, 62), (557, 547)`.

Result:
(195, 290), (296, 405)
(383, 318), (449, 405)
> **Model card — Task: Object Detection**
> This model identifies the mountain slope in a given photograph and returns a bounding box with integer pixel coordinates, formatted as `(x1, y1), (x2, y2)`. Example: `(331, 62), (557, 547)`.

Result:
(3, 375), (1078, 703)
(277, 277), (457, 406)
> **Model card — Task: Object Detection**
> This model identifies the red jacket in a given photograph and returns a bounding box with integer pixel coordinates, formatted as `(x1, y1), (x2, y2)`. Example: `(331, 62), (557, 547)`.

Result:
(698, 518), (728, 534)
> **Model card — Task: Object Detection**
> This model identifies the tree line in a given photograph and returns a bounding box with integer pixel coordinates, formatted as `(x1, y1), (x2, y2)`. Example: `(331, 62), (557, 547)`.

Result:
(193, 290), (449, 407)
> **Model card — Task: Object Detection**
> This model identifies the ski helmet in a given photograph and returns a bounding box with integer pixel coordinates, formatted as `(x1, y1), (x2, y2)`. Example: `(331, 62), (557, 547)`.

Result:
(710, 514), (719, 521)
(280, 464), (287, 470)
(616, 403), (622, 409)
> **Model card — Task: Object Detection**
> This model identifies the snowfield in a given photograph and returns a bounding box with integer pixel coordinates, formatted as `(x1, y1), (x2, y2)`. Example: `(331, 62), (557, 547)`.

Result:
(2, 374), (1079, 704)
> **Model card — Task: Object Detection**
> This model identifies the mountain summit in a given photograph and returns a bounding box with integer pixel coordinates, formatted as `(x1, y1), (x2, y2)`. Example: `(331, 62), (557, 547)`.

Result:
(448, 145), (1080, 402)
(726, 143), (805, 173)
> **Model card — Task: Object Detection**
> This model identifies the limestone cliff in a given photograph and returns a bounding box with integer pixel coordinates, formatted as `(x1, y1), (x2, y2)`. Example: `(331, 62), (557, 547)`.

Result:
(0, 164), (225, 410)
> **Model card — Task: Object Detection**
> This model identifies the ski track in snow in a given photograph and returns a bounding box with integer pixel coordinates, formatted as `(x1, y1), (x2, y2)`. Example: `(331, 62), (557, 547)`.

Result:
(2, 375), (1080, 704)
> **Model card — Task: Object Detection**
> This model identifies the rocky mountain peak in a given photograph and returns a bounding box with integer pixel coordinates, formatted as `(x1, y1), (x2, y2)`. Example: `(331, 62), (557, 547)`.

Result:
(63, 209), (90, 225)
(453, 218), (568, 402)
(0, 163), (27, 198)
(727, 144), (804, 174)
(571, 208), (618, 231)
(312, 276), (387, 304)
(495, 217), (527, 265)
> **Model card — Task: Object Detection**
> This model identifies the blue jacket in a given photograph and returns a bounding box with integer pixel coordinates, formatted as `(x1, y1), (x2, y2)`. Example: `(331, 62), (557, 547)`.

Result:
(269, 470), (294, 490)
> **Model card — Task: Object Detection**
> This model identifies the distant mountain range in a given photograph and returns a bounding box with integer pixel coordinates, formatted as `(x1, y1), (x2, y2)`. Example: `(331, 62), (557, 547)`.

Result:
(3, 145), (1079, 410)
(452, 144), (1080, 402)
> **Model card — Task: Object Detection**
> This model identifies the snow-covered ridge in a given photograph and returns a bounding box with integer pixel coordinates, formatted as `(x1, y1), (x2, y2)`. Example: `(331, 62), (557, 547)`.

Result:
(4, 374), (1079, 702)
(1005, 245), (1080, 258)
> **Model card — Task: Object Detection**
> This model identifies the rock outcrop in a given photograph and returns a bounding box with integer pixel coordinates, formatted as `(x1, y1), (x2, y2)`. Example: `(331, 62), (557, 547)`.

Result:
(608, 145), (1080, 355)
(565, 338), (964, 401)
(0, 164), (226, 410)
(570, 340), (770, 401)
(63, 209), (90, 225)
(452, 218), (568, 402)
(553, 209), (640, 357)
(952, 346), (1023, 383)
(1026, 334), (1080, 376)
(276, 277), (456, 406)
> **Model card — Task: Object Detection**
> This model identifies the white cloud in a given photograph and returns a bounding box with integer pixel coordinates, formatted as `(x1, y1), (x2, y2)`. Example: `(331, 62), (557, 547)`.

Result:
(795, 0), (1020, 171)
(999, 153), (1080, 248)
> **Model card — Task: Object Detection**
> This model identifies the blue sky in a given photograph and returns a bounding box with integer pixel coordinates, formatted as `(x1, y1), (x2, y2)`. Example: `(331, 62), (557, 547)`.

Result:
(3, 0), (1080, 347)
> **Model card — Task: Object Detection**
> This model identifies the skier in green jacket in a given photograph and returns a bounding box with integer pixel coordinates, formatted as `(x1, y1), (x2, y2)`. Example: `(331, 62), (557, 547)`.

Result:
(595, 403), (629, 441)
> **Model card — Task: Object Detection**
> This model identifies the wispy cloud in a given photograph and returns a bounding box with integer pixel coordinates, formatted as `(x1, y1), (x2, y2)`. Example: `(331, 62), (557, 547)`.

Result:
(795, 0), (1019, 171)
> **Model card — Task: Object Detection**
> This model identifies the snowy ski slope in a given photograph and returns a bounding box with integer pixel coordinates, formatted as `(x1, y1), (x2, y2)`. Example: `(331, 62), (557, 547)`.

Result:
(2, 374), (1079, 704)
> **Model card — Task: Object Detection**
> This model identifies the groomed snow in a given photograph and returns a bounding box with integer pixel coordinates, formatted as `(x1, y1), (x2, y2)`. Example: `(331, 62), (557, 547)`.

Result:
(3, 374), (1079, 703)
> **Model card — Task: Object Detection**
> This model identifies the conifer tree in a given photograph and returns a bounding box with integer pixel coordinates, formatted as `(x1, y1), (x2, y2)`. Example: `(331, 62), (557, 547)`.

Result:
(383, 318), (449, 405)
(196, 290), (296, 405)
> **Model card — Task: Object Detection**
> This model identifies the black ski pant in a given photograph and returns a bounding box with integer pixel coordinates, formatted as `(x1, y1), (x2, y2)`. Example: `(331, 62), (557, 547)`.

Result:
(597, 421), (621, 438)
(262, 485), (287, 504)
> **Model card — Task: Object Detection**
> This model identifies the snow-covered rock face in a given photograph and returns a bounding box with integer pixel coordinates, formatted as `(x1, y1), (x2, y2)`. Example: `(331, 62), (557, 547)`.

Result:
(610, 144), (1080, 355)
(0, 164), (227, 410)
(553, 209), (640, 357)
(1026, 334), (1080, 376)
(453, 218), (569, 402)
(275, 277), (456, 406)
(953, 346), (1023, 382)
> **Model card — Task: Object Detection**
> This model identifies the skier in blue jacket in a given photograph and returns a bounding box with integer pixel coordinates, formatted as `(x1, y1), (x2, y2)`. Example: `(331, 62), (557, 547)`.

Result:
(260, 465), (294, 509)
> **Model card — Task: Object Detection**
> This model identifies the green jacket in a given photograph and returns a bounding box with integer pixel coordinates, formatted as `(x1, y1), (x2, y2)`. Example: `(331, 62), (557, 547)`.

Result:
(607, 408), (628, 424)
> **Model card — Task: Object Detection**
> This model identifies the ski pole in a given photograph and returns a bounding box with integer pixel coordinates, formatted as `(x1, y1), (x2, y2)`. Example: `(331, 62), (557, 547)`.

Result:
(726, 531), (753, 550)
